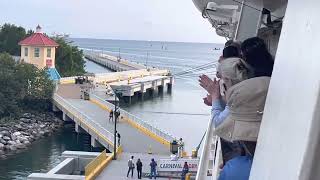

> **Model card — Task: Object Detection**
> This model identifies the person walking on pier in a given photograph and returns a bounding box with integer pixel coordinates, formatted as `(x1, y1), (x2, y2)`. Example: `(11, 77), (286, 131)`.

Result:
(149, 158), (157, 179)
(181, 162), (189, 180)
(109, 110), (114, 123)
(178, 138), (185, 158)
(117, 132), (121, 146)
(136, 158), (143, 179)
(127, 156), (135, 178)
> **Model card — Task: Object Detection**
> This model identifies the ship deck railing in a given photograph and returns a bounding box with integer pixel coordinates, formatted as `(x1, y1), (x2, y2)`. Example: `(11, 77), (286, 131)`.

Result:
(195, 118), (222, 180)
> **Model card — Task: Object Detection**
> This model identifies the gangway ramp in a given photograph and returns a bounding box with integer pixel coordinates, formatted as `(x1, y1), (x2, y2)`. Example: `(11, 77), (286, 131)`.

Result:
(66, 98), (169, 154)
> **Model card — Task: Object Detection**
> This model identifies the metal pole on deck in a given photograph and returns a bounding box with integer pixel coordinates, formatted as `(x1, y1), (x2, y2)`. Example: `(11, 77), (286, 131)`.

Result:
(113, 92), (117, 160)
(113, 90), (122, 160)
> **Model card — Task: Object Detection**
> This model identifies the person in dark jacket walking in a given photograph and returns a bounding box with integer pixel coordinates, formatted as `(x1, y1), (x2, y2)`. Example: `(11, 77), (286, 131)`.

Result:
(136, 158), (143, 179)
(109, 110), (113, 122)
(149, 158), (157, 179)
(181, 162), (189, 180)
(117, 132), (121, 146)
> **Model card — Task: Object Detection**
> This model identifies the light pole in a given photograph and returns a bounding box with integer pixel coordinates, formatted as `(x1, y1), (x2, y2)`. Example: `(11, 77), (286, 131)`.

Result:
(113, 90), (122, 160)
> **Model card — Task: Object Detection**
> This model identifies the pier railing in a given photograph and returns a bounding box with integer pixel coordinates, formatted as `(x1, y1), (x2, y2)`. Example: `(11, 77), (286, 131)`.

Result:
(85, 150), (108, 179)
(53, 94), (114, 145)
(59, 70), (170, 85)
(59, 76), (76, 84)
(90, 94), (176, 144)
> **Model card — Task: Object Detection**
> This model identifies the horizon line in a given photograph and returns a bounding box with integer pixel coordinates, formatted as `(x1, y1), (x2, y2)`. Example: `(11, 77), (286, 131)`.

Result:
(68, 36), (224, 45)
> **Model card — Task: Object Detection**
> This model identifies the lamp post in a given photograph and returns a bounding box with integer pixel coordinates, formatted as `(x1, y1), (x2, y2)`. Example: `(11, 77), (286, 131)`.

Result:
(113, 90), (122, 160)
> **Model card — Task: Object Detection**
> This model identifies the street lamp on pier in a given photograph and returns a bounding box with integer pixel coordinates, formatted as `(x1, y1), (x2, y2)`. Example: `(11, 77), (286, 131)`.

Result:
(113, 89), (123, 160)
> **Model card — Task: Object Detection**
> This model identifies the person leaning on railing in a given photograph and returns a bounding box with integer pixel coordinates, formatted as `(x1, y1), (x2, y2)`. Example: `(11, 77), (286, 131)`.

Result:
(214, 76), (270, 180)
(200, 57), (251, 165)
(200, 37), (273, 179)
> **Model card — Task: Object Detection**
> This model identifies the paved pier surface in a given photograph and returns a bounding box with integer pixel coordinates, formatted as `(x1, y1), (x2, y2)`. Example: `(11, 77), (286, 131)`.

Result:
(66, 99), (169, 154)
(57, 84), (82, 99)
(52, 63), (174, 179)
(96, 152), (168, 180)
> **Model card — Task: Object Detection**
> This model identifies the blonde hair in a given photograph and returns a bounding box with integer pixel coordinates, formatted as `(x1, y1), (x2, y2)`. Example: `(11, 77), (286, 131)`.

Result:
(219, 57), (252, 86)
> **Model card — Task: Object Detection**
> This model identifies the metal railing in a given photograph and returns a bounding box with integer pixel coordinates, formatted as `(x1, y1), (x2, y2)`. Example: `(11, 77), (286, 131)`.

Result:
(90, 94), (176, 143)
(53, 94), (114, 145)
(195, 118), (222, 180)
(59, 76), (76, 84)
(85, 150), (107, 178)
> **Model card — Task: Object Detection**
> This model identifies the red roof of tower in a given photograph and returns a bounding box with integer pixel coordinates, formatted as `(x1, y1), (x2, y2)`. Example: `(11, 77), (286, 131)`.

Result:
(18, 25), (59, 47)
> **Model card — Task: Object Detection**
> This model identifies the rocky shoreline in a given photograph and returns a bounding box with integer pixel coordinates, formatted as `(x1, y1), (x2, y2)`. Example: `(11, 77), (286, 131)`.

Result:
(0, 112), (63, 157)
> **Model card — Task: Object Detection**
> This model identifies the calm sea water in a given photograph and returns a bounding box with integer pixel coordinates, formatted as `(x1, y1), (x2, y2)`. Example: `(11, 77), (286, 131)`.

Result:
(0, 39), (223, 179)
(0, 124), (103, 180)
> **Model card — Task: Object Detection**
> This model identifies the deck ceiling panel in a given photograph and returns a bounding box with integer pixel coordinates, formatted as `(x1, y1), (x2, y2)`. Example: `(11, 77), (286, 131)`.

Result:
(193, 0), (287, 13)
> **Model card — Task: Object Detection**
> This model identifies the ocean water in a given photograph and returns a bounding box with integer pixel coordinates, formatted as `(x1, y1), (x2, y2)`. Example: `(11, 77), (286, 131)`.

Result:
(74, 38), (222, 74)
(0, 124), (103, 180)
(0, 39), (223, 179)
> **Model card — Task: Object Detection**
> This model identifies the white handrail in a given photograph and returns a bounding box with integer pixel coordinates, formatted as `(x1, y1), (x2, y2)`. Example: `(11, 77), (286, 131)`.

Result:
(90, 94), (177, 143)
(196, 118), (222, 180)
(53, 94), (114, 144)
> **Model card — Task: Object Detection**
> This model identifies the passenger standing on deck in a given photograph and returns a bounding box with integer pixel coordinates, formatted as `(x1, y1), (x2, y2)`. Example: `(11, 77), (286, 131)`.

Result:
(214, 37), (274, 180)
(203, 41), (242, 106)
(178, 138), (185, 158)
(109, 110), (113, 123)
(240, 37), (274, 77)
(215, 77), (271, 180)
(181, 162), (189, 180)
(127, 156), (135, 178)
(136, 158), (143, 179)
(200, 57), (250, 165)
(149, 158), (157, 179)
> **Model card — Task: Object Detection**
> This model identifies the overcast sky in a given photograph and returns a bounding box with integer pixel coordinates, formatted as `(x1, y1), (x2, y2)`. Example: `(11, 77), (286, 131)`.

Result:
(0, 0), (225, 43)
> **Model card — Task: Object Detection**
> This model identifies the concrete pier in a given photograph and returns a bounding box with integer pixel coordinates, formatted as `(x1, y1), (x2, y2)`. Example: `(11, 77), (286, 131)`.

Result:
(28, 51), (176, 179)
(84, 52), (146, 71)
(109, 76), (173, 101)
(28, 151), (102, 180)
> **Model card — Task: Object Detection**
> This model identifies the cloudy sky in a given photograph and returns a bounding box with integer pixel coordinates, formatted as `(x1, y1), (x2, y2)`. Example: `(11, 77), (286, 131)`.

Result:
(0, 0), (225, 43)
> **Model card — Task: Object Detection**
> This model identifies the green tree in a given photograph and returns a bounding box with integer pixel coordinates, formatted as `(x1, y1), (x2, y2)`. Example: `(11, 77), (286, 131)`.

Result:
(54, 36), (86, 77)
(0, 53), (22, 117)
(0, 23), (26, 55)
(15, 64), (55, 111)
(0, 52), (55, 118)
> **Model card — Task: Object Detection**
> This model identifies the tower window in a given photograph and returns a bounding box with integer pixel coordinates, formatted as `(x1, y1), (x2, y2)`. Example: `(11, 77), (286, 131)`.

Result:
(24, 47), (28, 56)
(47, 48), (51, 58)
(34, 48), (40, 57)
